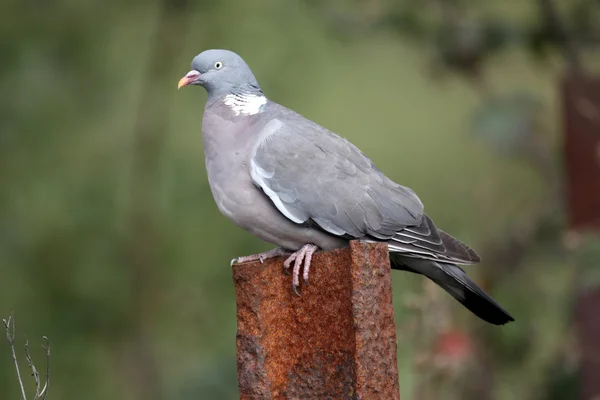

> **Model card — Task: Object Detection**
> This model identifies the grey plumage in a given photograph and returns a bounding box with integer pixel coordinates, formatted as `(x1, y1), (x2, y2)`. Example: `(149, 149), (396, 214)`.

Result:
(179, 49), (514, 325)
(391, 257), (512, 325)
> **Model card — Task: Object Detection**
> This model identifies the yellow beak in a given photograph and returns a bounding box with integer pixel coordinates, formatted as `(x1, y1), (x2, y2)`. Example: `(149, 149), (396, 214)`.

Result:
(178, 70), (201, 89)
(178, 76), (192, 89)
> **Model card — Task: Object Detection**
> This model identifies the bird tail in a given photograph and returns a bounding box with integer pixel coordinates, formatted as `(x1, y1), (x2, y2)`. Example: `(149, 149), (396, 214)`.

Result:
(391, 255), (514, 325)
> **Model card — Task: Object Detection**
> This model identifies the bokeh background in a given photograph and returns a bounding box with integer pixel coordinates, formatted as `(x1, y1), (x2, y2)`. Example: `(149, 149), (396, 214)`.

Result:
(2, 0), (600, 399)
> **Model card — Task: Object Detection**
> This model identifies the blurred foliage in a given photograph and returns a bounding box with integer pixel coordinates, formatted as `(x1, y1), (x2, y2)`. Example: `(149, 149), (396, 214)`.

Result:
(470, 92), (543, 156)
(304, 0), (600, 76)
(0, 0), (599, 399)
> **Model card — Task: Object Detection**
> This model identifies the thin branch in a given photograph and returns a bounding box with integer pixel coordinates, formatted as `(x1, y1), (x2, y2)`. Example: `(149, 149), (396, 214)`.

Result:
(3, 316), (28, 400)
(24, 341), (41, 399)
(3, 316), (51, 400)
(40, 337), (50, 400)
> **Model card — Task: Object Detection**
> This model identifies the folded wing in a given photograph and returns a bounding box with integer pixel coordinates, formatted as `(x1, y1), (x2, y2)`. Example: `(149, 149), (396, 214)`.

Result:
(250, 115), (478, 264)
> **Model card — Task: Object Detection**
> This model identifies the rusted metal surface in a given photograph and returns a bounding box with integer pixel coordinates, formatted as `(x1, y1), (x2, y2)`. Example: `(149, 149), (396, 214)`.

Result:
(233, 241), (400, 400)
(575, 287), (600, 400)
(562, 75), (600, 231)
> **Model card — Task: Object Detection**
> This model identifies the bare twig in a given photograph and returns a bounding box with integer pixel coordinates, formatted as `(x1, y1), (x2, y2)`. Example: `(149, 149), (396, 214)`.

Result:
(3, 315), (51, 400)
(3, 316), (28, 400)
(40, 337), (50, 400)
(25, 341), (41, 398)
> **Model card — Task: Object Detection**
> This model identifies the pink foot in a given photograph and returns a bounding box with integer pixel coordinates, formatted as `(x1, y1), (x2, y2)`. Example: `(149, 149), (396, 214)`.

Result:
(230, 247), (290, 266)
(283, 244), (319, 295)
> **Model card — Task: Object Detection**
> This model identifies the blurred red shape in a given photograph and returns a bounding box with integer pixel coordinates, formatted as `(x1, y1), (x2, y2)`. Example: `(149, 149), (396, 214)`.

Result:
(563, 75), (600, 232)
(435, 329), (473, 362)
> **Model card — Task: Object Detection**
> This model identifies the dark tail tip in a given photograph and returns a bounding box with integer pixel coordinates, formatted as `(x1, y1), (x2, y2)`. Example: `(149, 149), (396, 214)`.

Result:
(460, 289), (515, 325)
(391, 256), (515, 325)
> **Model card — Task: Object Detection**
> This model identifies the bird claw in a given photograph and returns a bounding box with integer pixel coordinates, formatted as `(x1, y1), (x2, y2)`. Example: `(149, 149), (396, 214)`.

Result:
(230, 247), (289, 267)
(234, 244), (318, 295)
(283, 244), (318, 296)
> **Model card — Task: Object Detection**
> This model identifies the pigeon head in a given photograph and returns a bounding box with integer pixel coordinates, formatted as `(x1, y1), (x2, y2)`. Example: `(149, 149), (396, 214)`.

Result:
(178, 49), (262, 98)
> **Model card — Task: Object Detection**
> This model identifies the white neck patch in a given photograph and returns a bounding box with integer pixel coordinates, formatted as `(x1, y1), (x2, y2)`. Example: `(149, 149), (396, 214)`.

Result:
(223, 93), (267, 116)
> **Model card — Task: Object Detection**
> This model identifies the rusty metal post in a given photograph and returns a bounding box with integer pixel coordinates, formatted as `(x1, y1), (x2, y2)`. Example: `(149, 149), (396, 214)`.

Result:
(233, 241), (400, 400)
(562, 74), (600, 400)
(575, 287), (600, 400)
(562, 75), (600, 231)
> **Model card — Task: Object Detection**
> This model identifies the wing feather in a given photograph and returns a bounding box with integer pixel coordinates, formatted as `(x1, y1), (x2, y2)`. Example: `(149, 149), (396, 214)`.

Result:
(249, 110), (479, 265)
(251, 116), (423, 238)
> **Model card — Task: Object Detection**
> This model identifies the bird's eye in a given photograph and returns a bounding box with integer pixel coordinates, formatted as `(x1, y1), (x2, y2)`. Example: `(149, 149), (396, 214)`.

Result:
(214, 61), (223, 70)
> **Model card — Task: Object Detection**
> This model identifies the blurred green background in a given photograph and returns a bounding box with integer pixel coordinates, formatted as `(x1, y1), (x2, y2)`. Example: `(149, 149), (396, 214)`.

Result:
(2, 0), (600, 399)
